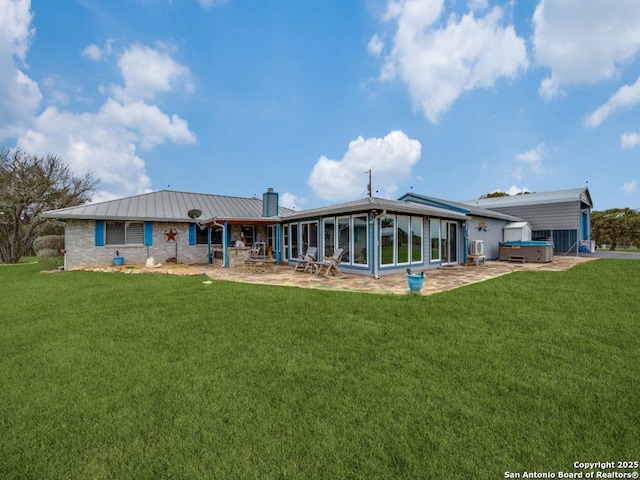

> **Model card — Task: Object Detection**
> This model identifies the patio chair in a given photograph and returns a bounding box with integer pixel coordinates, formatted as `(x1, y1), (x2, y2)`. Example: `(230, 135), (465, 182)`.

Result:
(313, 248), (345, 278)
(293, 247), (317, 272)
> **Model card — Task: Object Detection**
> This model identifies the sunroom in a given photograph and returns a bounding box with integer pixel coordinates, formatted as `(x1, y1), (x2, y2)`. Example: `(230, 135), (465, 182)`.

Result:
(280, 197), (468, 277)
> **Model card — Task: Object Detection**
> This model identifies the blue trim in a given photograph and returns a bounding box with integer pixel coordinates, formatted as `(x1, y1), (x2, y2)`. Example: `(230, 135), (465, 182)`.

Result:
(223, 221), (229, 268)
(188, 224), (196, 245)
(95, 220), (105, 246)
(275, 223), (281, 265)
(144, 222), (153, 246)
(207, 227), (212, 263)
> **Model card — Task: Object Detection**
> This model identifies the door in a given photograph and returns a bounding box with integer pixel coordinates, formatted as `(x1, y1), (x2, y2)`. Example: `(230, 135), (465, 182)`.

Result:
(441, 221), (458, 265)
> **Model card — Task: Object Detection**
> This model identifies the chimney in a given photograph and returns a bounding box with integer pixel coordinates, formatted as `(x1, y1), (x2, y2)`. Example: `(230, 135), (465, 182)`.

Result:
(262, 187), (279, 217)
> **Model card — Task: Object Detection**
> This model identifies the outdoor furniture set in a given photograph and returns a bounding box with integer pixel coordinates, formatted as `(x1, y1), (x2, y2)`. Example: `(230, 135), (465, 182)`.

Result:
(293, 247), (345, 278)
(244, 242), (276, 273)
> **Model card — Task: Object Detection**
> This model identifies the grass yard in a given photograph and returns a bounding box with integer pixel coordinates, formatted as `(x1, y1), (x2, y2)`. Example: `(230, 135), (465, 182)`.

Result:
(1, 260), (639, 479)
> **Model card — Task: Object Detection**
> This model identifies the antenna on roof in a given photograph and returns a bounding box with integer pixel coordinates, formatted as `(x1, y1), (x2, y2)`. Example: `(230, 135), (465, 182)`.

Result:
(365, 169), (372, 197)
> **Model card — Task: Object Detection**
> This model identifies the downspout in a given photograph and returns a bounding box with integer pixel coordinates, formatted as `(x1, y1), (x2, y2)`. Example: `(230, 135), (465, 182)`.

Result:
(210, 218), (227, 266)
(371, 209), (386, 279)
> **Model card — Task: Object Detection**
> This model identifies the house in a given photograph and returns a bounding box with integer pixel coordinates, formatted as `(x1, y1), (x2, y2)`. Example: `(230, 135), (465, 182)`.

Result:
(398, 192), (523, 261)
(460, 187), (593, 253)
(41, 189), (293, 269)
(42, 186), (593, 274)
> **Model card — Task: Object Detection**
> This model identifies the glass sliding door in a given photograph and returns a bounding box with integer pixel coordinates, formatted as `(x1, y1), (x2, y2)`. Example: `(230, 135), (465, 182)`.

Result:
(430, 218), (440, 262)
(337, 217), (350, 262)
(448, 222), (458, 264)
(301, 221), (318, 254)
(323, 218), (335, 258)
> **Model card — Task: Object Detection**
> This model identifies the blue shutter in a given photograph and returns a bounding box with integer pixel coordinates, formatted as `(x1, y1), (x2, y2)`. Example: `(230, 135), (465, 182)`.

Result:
(95, 220), (105, 246)
(189, 224), (196, 245)
(144, 222), (153, 246)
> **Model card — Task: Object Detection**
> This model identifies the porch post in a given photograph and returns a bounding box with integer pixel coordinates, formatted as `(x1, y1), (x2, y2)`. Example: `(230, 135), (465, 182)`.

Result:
(223, 221), (229, 268)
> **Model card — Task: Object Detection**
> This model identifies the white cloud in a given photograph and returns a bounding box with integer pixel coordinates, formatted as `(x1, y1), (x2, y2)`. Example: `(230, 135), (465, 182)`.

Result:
(279, 192), (303, 210)
(379, 1), (528, 123)
(110, 44), (194, 103)
(367, 34), (384, 57)
(516, 143), (546, 175)
(196, 0), (228, 9)
(467, 0), (488, 12)
(584, 76), (640, 127)
(82, 44), (102, 62)
(506, 185), (530, 196)
(308, 130), (421, 202)
(621, 132), (640, 149)
(0, 1), (197, 199)
(534, 0), (640, 93)
(622, 180), (637, 194)
(538, 73), (564, 100)
(0, 0), (41, 140)
(0, 0), (33, 61)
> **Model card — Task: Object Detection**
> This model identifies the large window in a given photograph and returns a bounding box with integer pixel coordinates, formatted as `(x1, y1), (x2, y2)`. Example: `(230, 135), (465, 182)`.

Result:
(337, 217), (350, 263)
(381, 216), (395, 266)
(352, 215), (368, 265)
(195, 226), (223, 245)
(396, 216), (410, 264)
(381, 214), (423, 267)
(241, 225), (255, 245)
(412, 218), (423, 262)
(106, 221), (144, 245)
(321, 215), (368, 267)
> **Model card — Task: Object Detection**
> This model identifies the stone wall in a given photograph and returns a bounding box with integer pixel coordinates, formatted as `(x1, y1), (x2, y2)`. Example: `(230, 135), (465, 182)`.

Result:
(64, 220), (210, 269)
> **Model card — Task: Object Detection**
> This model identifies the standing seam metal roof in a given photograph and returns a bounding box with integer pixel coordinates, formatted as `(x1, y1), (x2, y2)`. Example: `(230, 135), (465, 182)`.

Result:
(41, 190), (294, 222)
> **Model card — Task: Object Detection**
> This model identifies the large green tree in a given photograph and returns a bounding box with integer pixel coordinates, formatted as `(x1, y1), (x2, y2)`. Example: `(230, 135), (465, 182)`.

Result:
(591, 208), (640, 250)
(0, 148), (98, 263)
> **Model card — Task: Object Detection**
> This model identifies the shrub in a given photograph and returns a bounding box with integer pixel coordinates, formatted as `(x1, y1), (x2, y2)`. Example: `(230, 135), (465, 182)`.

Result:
(34, 235), (65, 256)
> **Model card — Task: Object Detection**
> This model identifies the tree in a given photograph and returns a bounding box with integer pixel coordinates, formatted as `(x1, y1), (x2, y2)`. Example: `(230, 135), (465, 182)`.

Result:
(0, 148), (98, 263)
(591, 208), (640, 250)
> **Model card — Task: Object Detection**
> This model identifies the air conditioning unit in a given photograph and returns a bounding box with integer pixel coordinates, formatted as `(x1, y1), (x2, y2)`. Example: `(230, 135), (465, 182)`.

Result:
(469, 240), (484, 255)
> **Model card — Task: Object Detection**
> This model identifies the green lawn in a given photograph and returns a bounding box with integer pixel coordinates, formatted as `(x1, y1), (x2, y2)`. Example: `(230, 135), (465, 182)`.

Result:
(1, 260), (639, 479)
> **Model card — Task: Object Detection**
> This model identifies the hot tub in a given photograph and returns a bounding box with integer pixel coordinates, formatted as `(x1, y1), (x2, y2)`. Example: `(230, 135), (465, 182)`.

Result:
(499, 241), (554, 263)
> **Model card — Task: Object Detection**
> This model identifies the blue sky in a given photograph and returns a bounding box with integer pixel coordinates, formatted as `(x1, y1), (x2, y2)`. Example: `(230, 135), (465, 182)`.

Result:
(1, 0), (639, 211)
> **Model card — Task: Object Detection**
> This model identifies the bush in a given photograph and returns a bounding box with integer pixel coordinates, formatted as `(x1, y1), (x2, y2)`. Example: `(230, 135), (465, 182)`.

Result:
(34, 235), (65, 256)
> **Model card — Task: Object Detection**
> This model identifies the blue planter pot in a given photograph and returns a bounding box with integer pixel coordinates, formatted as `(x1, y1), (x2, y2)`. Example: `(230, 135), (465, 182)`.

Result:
(407, 272), (425, 292)
(113, 256), (124, 266)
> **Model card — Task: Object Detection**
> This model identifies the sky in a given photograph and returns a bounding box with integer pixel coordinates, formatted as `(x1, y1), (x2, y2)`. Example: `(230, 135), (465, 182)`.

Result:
(1, 0), (639, 211)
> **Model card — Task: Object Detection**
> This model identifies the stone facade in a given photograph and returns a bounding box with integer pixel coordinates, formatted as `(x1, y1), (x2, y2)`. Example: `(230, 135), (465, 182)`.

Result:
(64, 220), (209, 269)
(64, 220), (272, 269)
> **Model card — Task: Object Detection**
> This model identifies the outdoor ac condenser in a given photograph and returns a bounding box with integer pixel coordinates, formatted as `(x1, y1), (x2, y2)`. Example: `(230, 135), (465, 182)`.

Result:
(469, 240), (484, 255)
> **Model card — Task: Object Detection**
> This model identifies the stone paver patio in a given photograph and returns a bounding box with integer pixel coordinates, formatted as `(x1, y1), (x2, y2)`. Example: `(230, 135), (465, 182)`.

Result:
(82, 256), (596, 295)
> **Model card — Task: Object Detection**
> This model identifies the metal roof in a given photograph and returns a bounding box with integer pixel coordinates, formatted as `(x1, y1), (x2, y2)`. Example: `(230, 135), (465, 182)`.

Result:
(461, 187), (593, 209)
(282, 196), (469, 221)
(398, 192), (523, 222)
(42, 190), (294, 222)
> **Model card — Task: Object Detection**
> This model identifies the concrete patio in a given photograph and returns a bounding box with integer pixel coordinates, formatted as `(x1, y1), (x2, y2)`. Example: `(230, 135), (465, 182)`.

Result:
(84, 256), (597, 296)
